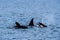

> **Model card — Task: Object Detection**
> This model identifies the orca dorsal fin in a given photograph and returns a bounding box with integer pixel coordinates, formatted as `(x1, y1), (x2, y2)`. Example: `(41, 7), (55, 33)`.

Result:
(15, 22), (20, 27)
(29, 18), (34, 26)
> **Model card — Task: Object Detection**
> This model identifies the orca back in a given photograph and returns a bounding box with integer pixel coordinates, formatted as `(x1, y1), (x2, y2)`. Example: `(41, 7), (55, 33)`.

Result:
(15, 22), (28, 29)
(39, 22), (47, 27)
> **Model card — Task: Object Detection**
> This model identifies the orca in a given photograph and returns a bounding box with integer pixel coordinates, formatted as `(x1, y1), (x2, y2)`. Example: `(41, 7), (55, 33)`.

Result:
(28, 18), (34, 26)
(37, 22), (47, 27)
(15, 22), (28, 29)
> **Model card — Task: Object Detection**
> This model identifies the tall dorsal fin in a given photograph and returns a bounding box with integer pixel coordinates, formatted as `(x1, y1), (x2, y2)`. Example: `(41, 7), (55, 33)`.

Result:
(29, 18), (34, 26)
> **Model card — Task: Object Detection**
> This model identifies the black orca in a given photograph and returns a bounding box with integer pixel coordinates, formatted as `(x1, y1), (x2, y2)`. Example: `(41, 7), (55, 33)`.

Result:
(37, 22), (47, 27)
(28, 18), (34, 26)
(15, 22), (28, 29)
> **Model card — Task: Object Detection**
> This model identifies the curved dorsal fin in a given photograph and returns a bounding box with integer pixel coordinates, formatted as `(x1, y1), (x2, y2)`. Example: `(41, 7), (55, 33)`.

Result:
(29, 18), (34, 26)
(15, 22), (20, 27)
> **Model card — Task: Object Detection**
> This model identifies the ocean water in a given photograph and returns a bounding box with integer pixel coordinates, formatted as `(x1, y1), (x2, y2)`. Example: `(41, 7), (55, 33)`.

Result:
(0, 0), (60, 40)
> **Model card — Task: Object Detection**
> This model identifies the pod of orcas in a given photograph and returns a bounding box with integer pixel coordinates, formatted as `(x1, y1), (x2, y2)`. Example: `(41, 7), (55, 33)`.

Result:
(15, 18), (47, 29)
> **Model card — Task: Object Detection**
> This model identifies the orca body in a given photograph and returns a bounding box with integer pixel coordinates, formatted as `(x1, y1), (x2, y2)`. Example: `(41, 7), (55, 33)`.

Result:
(15, 22), (28, 29)
(37, 22), (47, 27)
(29, 18), (34, 26)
